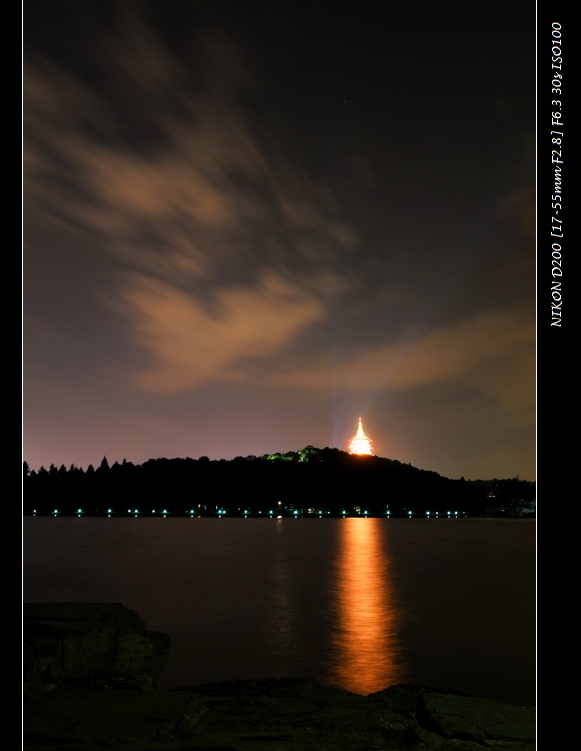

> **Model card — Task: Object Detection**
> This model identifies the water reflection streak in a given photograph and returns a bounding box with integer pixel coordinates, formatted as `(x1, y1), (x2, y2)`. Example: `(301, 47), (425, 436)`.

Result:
(328, 517), (401, 694)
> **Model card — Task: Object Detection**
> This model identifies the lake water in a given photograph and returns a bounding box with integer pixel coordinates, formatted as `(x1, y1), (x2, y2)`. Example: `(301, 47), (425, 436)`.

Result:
(23, 517), (535, 706)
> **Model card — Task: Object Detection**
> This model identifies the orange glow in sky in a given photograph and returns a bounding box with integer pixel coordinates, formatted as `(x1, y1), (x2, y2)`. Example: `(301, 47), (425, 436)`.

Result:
(348, 417), (373, 455)
(327, 517), (401, 694)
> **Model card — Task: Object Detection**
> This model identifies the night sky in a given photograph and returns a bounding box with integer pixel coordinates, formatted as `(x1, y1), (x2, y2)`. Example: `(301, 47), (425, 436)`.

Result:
(24, 1), (535, 480)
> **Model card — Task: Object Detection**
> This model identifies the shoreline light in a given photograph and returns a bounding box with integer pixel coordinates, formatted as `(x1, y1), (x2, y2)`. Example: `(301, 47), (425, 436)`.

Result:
(348, 417), (373, 455)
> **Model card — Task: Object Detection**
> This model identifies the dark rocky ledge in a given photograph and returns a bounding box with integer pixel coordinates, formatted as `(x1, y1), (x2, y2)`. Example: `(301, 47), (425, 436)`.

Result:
(23, 604), (535, 751)
(24, 603), (170, 695)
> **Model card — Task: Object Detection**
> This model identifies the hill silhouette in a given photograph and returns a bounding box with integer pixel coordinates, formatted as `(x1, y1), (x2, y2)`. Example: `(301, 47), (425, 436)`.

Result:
(23, 448), (535, 517)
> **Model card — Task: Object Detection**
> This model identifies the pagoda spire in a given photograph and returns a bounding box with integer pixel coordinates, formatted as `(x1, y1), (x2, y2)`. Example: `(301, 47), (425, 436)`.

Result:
(348, 417), (373, 455)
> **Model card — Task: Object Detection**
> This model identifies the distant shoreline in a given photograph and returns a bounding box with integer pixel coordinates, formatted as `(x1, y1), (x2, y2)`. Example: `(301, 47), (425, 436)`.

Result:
(24, 512), (535, 519)
(24, 448), (536, 518)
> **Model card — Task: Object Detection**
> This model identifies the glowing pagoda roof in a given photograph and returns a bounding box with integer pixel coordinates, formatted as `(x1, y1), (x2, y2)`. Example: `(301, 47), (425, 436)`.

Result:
(348, 417), (373, 455)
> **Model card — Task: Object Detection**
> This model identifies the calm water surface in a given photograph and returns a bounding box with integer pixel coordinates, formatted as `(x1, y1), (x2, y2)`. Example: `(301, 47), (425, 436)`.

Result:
(23, 518), (535, 705)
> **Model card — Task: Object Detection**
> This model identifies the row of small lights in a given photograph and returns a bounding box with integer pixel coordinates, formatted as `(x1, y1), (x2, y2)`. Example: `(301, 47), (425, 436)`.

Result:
(37, 509), (461, 517)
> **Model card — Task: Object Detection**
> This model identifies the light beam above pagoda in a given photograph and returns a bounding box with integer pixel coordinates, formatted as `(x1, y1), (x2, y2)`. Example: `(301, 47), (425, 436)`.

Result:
(348, 417), (373, 455)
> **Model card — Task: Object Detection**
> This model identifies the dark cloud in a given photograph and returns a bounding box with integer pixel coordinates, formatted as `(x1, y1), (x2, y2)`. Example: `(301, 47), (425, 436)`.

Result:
(24, 2), (535, 479)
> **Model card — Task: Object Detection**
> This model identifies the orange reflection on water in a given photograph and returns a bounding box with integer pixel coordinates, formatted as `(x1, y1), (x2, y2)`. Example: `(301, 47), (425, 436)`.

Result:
(328, 517), (401, 695)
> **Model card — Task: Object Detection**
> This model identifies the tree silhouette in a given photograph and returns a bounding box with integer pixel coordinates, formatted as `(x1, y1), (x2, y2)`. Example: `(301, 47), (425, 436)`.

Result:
(23, 447), (535, 516)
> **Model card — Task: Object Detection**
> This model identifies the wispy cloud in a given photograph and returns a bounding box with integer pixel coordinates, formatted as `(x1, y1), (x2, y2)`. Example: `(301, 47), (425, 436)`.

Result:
(24, 14), (534, 421)
(24, 23), (360, 390)
(270, 306), (534, 409)
(24, 28), (356, 286)
(118, 272), (325, 393)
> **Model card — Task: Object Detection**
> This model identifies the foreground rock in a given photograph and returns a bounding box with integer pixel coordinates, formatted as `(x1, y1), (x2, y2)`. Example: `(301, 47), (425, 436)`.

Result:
(419, 692), (536, 745)
(24, 678), (535, 750)
(23, 604), (535, 750)
(171, 679), (535, 750)
(24, 603), (170, 695)
(24, 689), (196, 750)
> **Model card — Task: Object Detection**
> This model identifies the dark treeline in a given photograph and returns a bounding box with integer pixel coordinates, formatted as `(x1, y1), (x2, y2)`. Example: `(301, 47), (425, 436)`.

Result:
(23, 446), (535, 517)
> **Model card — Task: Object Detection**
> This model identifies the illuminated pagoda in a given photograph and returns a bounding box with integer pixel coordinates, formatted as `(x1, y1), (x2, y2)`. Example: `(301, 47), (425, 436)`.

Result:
(348, 417), (373, 455)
